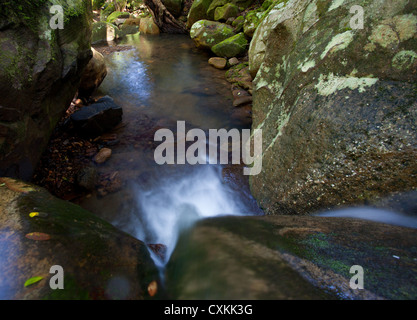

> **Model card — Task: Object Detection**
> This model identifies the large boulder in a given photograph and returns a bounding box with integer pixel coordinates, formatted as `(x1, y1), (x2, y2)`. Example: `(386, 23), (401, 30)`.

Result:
(190, 20), (235, 50)
(186, 0), (214, 29)
(78, 48), (108, 100)
(0, 177), (161, 300)
(248, 0), (417, 215)
(166, 214), (417, 299)
(0, 1), (93, 180)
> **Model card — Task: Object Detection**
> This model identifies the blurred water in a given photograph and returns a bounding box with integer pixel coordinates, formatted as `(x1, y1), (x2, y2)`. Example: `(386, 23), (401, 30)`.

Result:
(79, 34), (260, 271)
(316, 207), (417, 229)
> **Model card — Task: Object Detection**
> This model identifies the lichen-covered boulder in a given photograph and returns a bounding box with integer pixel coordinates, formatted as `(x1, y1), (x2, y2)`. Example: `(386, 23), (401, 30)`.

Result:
(214, 3), (240, 22)
(249, 0), (417, 215)
(0, 0), (93, 180)
(186, 0), (214, 29)
(243, 8), (265, 37)
(211, 32), (248, 58)
(190, 20), (235, 50)
(0, 178), (161, 300)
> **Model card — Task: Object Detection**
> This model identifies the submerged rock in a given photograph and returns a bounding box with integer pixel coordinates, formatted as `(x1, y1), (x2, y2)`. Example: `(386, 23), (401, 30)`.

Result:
(166, 214), (417, 300)
(249, 0), (417, 215)
(0, 178), (161, 300)
(70, 96), (123, 137)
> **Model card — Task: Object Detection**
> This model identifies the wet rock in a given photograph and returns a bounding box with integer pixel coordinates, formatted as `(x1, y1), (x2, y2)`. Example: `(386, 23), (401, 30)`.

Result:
(148, 244), (168, 261)
(208, 57), (227, 69)
(0, 178), (161, 300)
(0, 1), (93, 180)
(230, 105), (252, 126)
(166, 214), (417, 300)
(190, 20), (235, 50)
(97, 171), (123, 197)
(93, 148), (112, 164)
(78, 48), (108, 100)
(249, 0), (417, 215)
(70, 96), (123, 137)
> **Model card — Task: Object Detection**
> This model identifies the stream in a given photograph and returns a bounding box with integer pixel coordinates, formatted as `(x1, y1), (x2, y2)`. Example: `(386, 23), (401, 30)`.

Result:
(77, 34), (263, 271)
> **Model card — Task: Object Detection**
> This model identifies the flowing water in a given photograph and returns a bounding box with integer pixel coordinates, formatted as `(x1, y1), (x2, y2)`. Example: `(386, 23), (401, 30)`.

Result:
(77, 34), (262, 270)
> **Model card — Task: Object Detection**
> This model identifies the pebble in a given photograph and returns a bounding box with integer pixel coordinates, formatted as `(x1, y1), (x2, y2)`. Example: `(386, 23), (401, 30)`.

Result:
(93, 148), (112, 164)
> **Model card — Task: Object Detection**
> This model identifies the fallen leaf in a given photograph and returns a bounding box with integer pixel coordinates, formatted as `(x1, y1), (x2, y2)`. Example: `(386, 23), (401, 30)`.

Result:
(25, 232), (51, 241)
(29, 212), (48, 218)
(148, 281), (158, 297)
(24, 276), (44, 287)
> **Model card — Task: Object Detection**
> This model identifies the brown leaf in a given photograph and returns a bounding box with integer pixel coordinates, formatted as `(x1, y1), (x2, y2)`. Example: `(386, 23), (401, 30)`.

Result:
(25, 232), (51, 241)
(148, 281), (158, 297)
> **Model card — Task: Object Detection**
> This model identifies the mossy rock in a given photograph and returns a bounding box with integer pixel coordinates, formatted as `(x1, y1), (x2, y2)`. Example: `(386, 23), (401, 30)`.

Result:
(0, 0), (93, 180)
(211, 32), (248, 58)
(190, 20), (235, 50)
(214, 3), (240, 22)
(206, 0), (255, 20)
(186, 0), (215, 29)
(0, 178), (162, 300)
(166, 214), (417, 299)
(139, 17), (160, 35)
(243, 8), (265, 37)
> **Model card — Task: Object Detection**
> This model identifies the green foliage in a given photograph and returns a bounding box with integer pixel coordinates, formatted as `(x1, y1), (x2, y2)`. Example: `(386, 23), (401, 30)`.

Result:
(0, 0), (48, 31)
(92, 0), (106, 10)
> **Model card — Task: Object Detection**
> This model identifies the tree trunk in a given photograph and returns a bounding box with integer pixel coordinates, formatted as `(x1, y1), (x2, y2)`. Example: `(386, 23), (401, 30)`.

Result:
(144, 0), (187, 34)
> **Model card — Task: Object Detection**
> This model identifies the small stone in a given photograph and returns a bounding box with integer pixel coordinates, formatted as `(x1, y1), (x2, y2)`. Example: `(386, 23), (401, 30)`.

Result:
(208, 57), (227, 69)
(228, 57), (239, 66)
(93, 148), (112, 164)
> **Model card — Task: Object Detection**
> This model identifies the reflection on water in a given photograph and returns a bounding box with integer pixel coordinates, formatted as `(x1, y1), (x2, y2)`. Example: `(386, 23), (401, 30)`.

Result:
(79, 34), (259, 269)
(97, 33), (236, 131)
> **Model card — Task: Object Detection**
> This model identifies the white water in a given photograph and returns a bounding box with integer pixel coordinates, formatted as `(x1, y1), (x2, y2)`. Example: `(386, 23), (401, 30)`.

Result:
(127, 165), (250, 269)
(316, 207), (417, 229)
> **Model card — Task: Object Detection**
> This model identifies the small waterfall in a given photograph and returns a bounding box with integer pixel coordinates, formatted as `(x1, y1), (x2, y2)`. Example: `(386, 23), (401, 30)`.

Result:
(129, 165), (249, 269)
